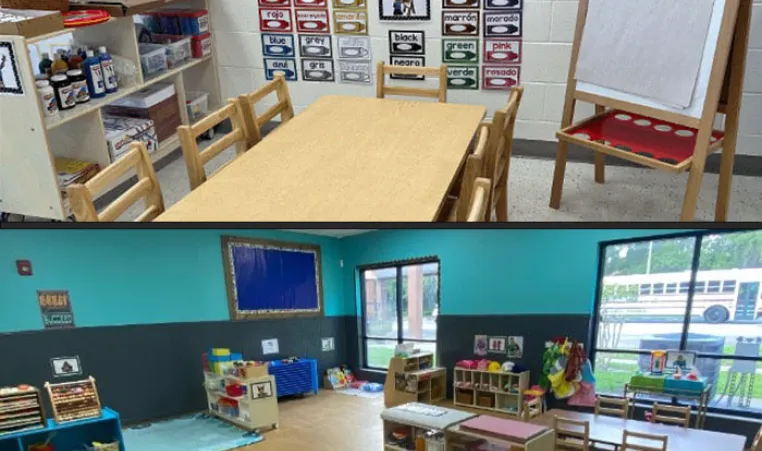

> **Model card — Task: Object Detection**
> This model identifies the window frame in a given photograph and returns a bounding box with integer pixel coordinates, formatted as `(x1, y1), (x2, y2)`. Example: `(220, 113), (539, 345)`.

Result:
(590, 229), (762, 419)
(358, 256), (441, 371)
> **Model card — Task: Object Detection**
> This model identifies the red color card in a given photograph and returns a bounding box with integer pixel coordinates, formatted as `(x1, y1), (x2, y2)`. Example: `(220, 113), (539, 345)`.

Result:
(460, 416), (548, 444)
(483, 39), (521, 64)
(296, 9), (331, 34)
(259, 0), (292, 6)
(295, 0), (328, 7)
(259, 8), (293, 32)
(482, 65), (520, 90)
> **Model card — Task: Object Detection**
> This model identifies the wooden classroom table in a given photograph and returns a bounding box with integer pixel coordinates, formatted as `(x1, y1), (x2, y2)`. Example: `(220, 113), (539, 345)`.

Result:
(531, 409), (747, 451)
(156, 95), (486, 222)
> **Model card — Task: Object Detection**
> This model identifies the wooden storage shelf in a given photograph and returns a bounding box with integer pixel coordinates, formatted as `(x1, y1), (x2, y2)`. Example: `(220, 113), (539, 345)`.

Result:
(452, 368), (530, 417)
(0, 387), (45, 436)
(384, 353), (447, 408)
(203, 372), (279, 431)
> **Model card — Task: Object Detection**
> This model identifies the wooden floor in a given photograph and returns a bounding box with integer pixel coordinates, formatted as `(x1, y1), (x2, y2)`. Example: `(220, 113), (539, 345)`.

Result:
(235, 391), (522, 451)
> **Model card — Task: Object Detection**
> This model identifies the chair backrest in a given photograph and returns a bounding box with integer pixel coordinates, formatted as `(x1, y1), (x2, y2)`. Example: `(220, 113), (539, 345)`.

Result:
(552, 416), (590, 451)
(66, 142), (164, 222)
(752, 423), (762, 451)
(595, 395), (629, 419)
(178, 99), (249, 191)
(466, 177), (491, 222)
(238, 74), (294, 146)
(651, 402), (690, 428)
(622, 430), (668, 451)
(483, 86), (524, 221)
(454, 124), (490, 221)
(376, 62), (448, 103)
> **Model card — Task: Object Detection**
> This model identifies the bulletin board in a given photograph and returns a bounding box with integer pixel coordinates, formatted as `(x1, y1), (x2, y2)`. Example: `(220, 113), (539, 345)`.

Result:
(221, 236), (323, 320)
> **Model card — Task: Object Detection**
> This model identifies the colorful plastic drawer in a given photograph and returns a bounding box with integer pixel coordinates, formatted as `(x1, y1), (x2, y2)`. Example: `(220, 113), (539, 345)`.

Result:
(558, 110), (724, 173)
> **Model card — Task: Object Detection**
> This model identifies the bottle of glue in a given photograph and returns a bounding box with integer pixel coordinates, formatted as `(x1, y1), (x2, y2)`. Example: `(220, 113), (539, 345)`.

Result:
(98, 46), (119, 94)
(83, 49), (106, 99)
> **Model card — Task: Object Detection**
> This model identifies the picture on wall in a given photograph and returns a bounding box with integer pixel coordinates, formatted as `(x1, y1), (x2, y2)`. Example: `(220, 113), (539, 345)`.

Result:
(50, 356), (82, 378)
(251, 381), (274, 399)
(487, 336), (506, 353)
(37, 290), (75, 329)
(506, 336), (523, 358)
(474, 335), (488, 356)
(379, 0), (431, 21)
(0, 41), (23, 95)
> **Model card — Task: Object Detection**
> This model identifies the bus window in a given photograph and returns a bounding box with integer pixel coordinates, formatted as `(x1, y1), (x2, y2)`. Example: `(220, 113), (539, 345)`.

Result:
(639, 284), (652, 295)
(665, 283), (677, 294)
(652, 283), (665, 294)
(694, 281), (706, 293)
(722, 280), (736, 293)
(707, 280), (721, 293)
(679, 282), (690, 294)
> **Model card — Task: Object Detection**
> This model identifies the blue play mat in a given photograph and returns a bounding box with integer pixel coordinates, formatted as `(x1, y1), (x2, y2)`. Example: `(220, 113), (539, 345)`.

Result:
(122, 413), (263, 451)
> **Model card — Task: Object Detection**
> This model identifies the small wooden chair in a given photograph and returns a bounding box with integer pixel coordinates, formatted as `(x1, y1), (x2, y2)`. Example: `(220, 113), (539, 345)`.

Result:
(621, 430), (668, 451)
(482, 86), (523, 221)
(466, 177), (491, 222)
(595, 395), (630, 419)
(441, 124), (489, 221)
(178, 99), (249, 191)
(376, 61), (448, 103)
(552, 416), (590, 451)
(650, 402), (691, 428)
(66, 142), (164, 222)
(238, 74), (294, 146)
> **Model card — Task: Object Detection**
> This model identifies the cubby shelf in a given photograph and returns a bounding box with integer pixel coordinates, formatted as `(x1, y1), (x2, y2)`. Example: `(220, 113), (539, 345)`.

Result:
(452, 368), (529, 417)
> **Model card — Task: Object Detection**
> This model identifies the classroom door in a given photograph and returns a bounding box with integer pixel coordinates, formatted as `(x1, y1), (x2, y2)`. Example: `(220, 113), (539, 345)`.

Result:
(734, 282), (759, 321)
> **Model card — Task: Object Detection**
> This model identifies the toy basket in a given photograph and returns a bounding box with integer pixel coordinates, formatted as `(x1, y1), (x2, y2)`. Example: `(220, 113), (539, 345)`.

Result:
(0, 0), (68, 11)
(455, 388), (473, 405)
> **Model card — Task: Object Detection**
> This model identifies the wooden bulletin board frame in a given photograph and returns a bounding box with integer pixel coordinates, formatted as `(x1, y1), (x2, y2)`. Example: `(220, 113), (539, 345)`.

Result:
(221, 235), (324, 320)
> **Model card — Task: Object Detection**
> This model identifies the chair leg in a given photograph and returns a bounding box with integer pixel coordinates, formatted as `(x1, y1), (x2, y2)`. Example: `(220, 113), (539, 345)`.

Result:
(549, 141), (570, 209)
(495, 185), (508, 221)
(594, 105), (605, 184)
(715, 140), (737, 222)
(681, 159), (706, 221)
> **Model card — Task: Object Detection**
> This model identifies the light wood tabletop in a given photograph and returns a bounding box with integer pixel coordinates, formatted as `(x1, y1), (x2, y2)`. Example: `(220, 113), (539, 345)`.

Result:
(531, 409), (747, 451)
(156, 95), (486, 222)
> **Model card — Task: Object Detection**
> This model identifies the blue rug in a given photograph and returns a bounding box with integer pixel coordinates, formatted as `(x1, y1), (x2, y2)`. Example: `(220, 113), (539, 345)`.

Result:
(123, 413), (263, 451)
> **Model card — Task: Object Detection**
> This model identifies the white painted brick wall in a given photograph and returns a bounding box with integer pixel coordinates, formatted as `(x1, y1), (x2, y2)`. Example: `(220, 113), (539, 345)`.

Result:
(211, 0), (762, 155)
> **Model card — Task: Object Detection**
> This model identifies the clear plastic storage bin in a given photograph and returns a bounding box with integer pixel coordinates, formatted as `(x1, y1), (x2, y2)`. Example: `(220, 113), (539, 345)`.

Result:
(185, 91), (209, 122)
(151, 34), (192, 68)
(138, 43), (169, 77)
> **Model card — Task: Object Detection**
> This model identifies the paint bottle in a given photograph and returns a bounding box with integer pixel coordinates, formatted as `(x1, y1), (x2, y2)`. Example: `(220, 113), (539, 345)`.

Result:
(68, 48), (84, 70)
(50, 74), (76, 111)
(66, 69), (90, 104)
(35, 80), (59, 117)
(38, 52), (53, 76)
(98, 46), (118, 93)
(51, 50), (70, 75)
(82, 49), (106, 99)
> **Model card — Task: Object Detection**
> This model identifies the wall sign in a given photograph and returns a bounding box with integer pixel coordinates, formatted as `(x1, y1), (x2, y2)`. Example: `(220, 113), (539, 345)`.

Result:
(483, 11), (522, 37)
(264, 58), (298, 80)
(484, 0), (520, 9)
(333, 0), (365, 8)
(258, 0), (292, 6)
(259, 8), (294, 32)
(474, 335), (488, 356)
(379, 0), (431, 21)
(338, 60), (372, 83)
(261, 33), (296, 57)
(0, 41), (24, 96)
(389, 30), (425, 55)
(321, 337), (335, 351)
(295, 0), (328, 7)
(487, 336), (507, 353)
(483, 38), (521, 64)
(447, 66), (478, 90)
(333, 10), (369, 34)
(390, 55), (425, 80)
(262, 338), (280, 355)
(296, 9), (331, 33)
(51, 356), (82, 378)
(443, 0), (479, 8)
(302, 58), (336, 81)
(442, 39), (479, 64)
(506, 336), (524, 358)
(37, 290), (75, 329)
(337, 36), (372, 59)
(299, 34), (333, 58)
(482, 65), (520, 90)
(442, 11), (479, 36)
(251, 381), (274, 399)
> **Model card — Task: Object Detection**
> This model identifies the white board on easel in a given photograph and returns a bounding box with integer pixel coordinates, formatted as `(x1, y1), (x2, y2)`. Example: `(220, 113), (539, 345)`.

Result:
(575, 0), (727, 119)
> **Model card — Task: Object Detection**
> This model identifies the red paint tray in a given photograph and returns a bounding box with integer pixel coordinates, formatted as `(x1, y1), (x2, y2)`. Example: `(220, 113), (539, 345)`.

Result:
(557, 110), (724, 173)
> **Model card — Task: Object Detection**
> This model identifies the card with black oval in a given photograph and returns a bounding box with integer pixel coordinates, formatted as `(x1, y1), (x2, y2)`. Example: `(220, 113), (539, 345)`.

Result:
(447, 66), (478, 90)
(442, 39), (479, 64)
(389, 30), (425, 55)
(299, 34), (333, 58)
(389, 55), (426, 80)
(262, 33), (296, 58)
(338, 60), (372, 84)
(442, 11), (479, 36)
(484, 0), (520, 9)
(337, 36), (372, 60)
(483, 11), (522, 38)
(302, 58), (336, 81)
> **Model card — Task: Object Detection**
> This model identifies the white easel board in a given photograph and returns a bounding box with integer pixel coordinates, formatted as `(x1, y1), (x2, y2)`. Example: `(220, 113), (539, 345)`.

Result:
(576, 0), (727, 119)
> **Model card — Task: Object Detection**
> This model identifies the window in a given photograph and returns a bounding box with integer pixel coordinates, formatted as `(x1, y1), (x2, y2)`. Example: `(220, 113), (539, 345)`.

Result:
(360, 258), (439, 369)
(593, 230), (762, 416)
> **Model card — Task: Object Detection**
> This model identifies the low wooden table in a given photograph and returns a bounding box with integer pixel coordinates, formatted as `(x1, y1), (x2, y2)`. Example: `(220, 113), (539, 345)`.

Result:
(156, 95), (486, 222)
(530, 409), (747, 451)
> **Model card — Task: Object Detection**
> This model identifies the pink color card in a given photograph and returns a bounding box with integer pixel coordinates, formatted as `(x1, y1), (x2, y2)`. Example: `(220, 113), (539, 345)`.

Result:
(459, 416), (548, 443)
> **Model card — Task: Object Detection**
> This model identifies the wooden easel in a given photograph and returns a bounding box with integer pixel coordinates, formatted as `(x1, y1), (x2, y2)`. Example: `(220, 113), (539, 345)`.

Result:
(549, 0), (752, 222)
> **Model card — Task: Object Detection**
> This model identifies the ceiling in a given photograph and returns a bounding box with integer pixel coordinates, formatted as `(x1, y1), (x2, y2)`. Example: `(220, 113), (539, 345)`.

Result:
(283, 229), (373, 238)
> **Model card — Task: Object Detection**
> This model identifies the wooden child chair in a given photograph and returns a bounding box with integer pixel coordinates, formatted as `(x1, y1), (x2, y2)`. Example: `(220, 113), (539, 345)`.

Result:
(66, 142), (164, 222)
(441, 124), (489, 221)
(466, 178), (492, 222)
(238, 74), (294, 146)
(650, 402), (691, 428)
(178, 99), (249, 191)
(376, 62), (448, 103)
(552, 416), (590, 451)
(621, 430), (668, 451)
(594, 395), (629, 419)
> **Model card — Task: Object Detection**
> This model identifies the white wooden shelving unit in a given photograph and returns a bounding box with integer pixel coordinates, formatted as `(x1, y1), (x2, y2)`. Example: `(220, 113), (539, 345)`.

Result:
(452, 368), (530, 417)
(0, 0), (221, 220)
(203, 372), (279, 432)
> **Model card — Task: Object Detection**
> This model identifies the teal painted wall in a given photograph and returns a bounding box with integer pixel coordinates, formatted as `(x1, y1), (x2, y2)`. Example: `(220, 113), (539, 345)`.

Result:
(340, 229), (685, 316)
(0, 230), (348, 333)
